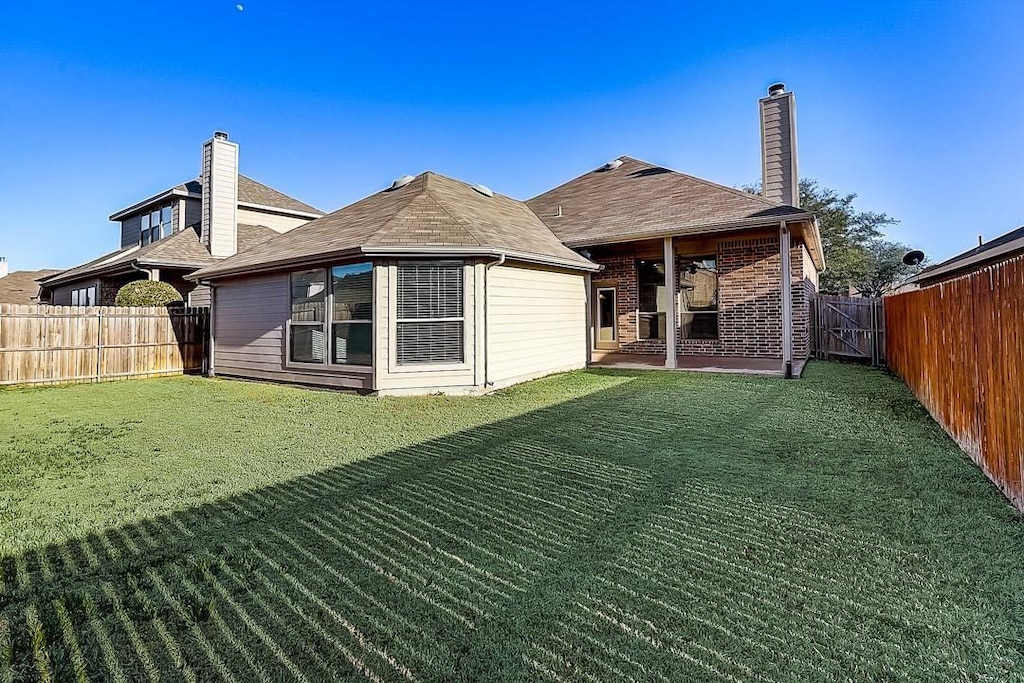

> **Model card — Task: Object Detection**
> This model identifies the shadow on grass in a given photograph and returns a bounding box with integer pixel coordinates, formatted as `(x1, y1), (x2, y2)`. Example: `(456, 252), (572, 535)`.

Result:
(0, 368), (1020, 681)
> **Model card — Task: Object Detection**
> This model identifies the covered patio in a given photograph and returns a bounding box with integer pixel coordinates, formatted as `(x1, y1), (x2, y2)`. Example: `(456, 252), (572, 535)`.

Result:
(590, 350), (807, 377)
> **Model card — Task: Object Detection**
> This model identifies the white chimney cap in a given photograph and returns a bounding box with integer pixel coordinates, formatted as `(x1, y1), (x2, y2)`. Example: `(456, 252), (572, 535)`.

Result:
(214, 131), (229, 140)
(768, 83), (786, 96)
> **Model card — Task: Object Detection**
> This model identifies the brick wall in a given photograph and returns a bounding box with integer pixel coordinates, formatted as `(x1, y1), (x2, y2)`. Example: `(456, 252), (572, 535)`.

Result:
(593, 235), (813, 359)
(790, 240), (817, 360)
(98, 279), (121, 306)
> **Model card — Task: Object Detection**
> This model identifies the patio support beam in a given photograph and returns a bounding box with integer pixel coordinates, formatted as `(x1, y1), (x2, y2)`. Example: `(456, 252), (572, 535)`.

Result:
(663, 236), (678, 369)
(584, 272), (593, 366)
(780, 221), (793, 378)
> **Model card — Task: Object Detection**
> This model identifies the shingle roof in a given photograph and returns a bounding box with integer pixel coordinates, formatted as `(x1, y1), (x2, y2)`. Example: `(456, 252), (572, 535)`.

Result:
(39, 225), (278, 287)
(912, 226), (1024, 285)
(110, 175), (321, 221)
(0, 269), (60, 304)
(237, 175), (322, 215)
(526, 156), (811, 247)
(191, 172), (599, 280)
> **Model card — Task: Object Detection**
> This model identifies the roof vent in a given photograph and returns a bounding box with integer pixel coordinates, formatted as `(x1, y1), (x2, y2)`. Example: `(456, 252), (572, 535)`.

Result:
(601, 159), (623, 171)
(767, 83), (786, 97)
(471, 184), (494, 198)
(389, 174), (415, 191)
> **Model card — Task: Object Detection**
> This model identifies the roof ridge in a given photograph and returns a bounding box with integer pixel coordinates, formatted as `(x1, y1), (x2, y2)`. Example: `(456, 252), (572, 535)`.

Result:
(618, 155), (792, 209)
(419, 173), (486, 247)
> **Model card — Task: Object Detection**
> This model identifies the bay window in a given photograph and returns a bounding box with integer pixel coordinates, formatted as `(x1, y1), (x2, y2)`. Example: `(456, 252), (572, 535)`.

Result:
(288, 262), (373, 367)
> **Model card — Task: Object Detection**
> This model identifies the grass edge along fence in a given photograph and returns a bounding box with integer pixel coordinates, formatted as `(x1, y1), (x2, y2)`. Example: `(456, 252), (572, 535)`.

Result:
(0, 304), (208, 387)
(885, 255), (1024, 511)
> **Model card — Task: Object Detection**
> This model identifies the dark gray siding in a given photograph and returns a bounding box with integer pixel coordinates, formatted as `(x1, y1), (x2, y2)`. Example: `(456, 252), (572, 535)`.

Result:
(184, 198), (202, 232)
(214, 273), (371, 390)
(49, 278), (101, 306)
(120, 214), (142, 248)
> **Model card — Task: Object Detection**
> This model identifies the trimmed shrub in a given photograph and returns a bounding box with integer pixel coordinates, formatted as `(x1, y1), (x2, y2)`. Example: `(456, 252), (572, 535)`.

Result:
(114, 280), (184, 307)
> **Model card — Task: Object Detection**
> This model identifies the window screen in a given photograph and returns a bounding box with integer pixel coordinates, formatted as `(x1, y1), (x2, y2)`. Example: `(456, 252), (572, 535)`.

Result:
(680, 257), (719, 340)
(396, 262), (464, 365)
(637, 259), (666, 340)
(331, 263), (373, 366)
(289, 269), (327, 363)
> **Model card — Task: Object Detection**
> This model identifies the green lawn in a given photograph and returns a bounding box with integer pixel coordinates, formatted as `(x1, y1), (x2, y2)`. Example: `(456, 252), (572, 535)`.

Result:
(1, 363), (1022, 682)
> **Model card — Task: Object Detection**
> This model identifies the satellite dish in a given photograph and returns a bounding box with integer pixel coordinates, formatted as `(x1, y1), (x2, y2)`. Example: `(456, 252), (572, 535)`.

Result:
(902, 249), (925, 266)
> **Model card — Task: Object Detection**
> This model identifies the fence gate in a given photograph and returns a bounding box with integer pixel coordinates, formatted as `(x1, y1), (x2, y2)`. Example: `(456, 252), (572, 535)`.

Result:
(811, 294), (885, 365)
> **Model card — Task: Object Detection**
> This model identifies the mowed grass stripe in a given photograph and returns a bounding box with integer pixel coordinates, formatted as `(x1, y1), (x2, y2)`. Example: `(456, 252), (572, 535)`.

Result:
(2, 364), (1022, 680)
(246, 544), (409, 682)
(331, 509), (512, 610)
(342, 503), (524, 597)
(682, 482), (924, 559)
(376, 487), (559, 566)
(657, 502), (931, 602)
(397, 481), (576, 551)
(386, 484), (570, 561)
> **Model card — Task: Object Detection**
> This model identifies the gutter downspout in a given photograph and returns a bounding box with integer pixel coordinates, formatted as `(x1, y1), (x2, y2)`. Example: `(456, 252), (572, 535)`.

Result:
(483, 252), (506, 388)
(780, 221), (794, 379)
(196, 279), (216, 377)
(128, 261), (152, 279)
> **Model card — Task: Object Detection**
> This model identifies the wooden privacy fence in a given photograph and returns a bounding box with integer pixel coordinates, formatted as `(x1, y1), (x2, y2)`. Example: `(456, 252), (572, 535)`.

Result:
(0, 305), (208, 387)
(885, 256), (1024, 511)
(811, 294), (885, 365)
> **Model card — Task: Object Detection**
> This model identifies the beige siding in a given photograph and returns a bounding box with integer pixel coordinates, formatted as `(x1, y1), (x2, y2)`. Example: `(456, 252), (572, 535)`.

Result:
(189, 285), (212, 307)
(485, 263), (587, 388)
(201, 137), (239, 258)
(760, 91), (798, 207)
(214, 273), (371, 390)
(373, 260), (480, 395)
(237, 207), (313, 234)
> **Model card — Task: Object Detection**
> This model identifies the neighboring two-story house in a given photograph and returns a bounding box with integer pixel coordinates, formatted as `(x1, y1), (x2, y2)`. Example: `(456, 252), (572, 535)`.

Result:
(38, 133), (323, 307)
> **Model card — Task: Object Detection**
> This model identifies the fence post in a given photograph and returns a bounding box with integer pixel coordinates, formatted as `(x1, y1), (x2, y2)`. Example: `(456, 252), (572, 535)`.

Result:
(96, 309), (103, 382)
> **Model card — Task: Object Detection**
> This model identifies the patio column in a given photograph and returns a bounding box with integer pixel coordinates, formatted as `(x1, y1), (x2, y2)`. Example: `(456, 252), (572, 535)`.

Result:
(663, 236), (678, 369)
(780, 221), (794, 378)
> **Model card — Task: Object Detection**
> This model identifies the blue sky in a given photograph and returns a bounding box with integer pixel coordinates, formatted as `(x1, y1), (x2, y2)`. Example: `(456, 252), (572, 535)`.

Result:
(2, 1), (1022, 270)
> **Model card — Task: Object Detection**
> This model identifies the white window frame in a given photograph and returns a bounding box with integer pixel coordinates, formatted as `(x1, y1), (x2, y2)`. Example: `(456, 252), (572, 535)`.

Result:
(389, 260), (470, 373)
(285, 264), (373, 373)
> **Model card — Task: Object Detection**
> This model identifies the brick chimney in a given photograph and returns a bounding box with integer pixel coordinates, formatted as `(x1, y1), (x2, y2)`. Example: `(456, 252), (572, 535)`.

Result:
(759, 83), (799, 207)
(200, 131), (239, 258)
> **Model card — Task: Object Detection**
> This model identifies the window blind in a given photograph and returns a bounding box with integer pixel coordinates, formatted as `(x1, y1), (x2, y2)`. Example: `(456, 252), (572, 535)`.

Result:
(396, 262), (464, 365)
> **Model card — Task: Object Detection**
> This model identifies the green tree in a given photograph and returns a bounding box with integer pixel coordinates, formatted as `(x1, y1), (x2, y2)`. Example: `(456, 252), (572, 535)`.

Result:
(849, 239), (921, 297)
(745, 180), (921, 295)
(114, 280), (184, 306)
(797, 179), (902, 294)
